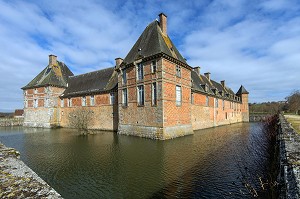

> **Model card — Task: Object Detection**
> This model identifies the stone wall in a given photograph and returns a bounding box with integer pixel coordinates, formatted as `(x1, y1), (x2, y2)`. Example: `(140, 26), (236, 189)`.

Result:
(0, 143), (62, 198)
(278, 114), (300, 198)
(0, 118), (24, 127)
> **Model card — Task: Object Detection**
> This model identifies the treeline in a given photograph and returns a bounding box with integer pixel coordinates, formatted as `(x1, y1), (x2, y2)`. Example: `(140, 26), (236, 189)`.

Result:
(250, 90), (300, 114)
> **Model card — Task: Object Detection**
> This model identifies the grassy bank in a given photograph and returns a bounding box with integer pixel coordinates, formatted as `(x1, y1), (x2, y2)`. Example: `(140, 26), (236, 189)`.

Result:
(284, 114), (300, 134)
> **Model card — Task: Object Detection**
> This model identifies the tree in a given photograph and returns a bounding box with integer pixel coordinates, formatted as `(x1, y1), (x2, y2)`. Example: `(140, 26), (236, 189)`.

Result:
(286, 90), (300, 114)
(68, 108), (94, 134)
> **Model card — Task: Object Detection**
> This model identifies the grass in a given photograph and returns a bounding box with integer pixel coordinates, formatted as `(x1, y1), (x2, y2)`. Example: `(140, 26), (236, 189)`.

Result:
(284, 114), (300, 134)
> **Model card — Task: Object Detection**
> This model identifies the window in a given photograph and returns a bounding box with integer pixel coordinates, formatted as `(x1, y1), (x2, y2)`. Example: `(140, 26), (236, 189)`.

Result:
(122, 68), (127, 84)
(137, 63), (144, 80)
(90, 95), (95, 106)
(176, 85), (182, 106)
(137, 85), (144, 106)
(206, 96), (209, 106)
(152, 83), (157, 105)
(82, 96), (86, 106)
(151, 60), (157, 73)
(122, 88), (128, 106)
(45, 98), (49, 107)
(24, 100), (28, 108)
(215, 98), (218, 108)
(45, 87), (49, 93)
(191, 92), (194, 104)
(61, 99), (64, 107)
(34, 88), (37, 94)
(34, 99), (38, 108)
(110, 93), (115, 105)
(68, 98), (72, 107)
(176, 65), (181, 77)
(222, 100), (225, 110)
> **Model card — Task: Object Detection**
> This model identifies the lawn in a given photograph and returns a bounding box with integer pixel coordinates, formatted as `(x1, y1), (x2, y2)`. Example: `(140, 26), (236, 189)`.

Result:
(284, 114), (300, 134)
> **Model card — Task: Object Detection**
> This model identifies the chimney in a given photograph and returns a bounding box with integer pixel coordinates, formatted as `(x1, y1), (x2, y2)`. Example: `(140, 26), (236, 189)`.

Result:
(204, 72), (211, 81)
(159, 13), (167, 35)
(193, 66), (201, 76)
(221, 80), (225, 88)
(49, 54), (57, 66)
(115, 58), (123, 68)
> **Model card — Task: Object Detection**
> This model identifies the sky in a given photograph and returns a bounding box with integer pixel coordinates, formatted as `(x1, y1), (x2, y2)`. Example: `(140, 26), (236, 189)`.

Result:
(0, 0), (299, 112)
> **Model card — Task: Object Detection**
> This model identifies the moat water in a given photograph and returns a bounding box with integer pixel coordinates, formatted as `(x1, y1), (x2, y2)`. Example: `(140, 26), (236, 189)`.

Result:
(0, 123), (271, 198)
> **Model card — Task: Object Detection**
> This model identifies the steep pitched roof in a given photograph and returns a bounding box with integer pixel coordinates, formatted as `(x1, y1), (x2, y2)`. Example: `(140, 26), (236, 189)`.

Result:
(123, 20), (186, 65)
(22, 61), (73, 89)
(191, 70), (242, 101)
(62, 67), (117, 98)
(236, 85), (249, 95)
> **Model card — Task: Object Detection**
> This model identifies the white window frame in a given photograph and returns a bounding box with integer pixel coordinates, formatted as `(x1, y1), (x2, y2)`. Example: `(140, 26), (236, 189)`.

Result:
(176, 85), (182, 106)
(45, 98), (49, 107)
(82, 96), (86, 106)
(222, 99), (225, 110)
(34, 88), (37, 94)
(34, 99), (38, 108)
(122, 88), (128, 106)
(152, 82), (157, 106)
(191, 92), (194, 104)
(176, 65), (181, 77)
(24, 100), (28, 108)
(122, 68), (127, 84)
(61, 99), (64, 107)
(206, 96), (209, 106)
(151, 60), (157, 73)
(137, 63), (144, 80)
(90, 95), (95, 106)
(137, 85), (144, 106)
(215, 98), (218, 108)
(110, 93), (115, 105)
(68, 98), (72, 107)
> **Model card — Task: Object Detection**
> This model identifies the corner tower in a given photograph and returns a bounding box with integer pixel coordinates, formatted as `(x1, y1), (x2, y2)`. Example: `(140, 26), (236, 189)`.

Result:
(21, 55), (73, 128)
(236, 85), (249, 122)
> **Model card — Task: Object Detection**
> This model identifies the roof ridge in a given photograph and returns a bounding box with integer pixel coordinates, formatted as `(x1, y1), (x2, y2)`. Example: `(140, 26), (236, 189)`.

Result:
(71, 67), (114, 78)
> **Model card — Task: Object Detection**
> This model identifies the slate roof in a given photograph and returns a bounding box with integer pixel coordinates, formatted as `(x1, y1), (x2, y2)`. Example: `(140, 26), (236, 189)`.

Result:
(61, 67), (117, 98)
(191, 70), (241, 101)
(236, 85), (249, 95)
(123, 20), (186, 65)
(22, 61), (73, 89)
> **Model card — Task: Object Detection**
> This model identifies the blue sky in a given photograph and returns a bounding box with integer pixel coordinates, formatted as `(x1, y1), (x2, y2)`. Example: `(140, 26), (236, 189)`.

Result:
(0, 0), (299, 112)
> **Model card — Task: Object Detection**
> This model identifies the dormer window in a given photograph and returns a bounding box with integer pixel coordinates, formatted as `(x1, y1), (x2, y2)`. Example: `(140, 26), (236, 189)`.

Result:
(201, 84), (208, 92)
(219, 91), (224, 96)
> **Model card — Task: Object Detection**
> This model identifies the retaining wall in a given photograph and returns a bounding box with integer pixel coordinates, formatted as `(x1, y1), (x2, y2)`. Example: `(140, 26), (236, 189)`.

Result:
(278, 114), (300, 198)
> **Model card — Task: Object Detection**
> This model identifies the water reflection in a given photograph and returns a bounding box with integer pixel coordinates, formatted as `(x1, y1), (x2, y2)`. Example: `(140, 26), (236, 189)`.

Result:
(0, 123), (266, 199)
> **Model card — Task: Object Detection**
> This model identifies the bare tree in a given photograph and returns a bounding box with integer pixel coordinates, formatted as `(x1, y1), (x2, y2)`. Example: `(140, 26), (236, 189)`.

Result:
(286, 90), (300, 114)
(68, 108), (94, 134)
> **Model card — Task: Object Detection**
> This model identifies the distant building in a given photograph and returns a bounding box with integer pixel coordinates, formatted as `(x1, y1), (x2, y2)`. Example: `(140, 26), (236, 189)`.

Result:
(22, 13), (249, 140)
(14, 109), (24, 118)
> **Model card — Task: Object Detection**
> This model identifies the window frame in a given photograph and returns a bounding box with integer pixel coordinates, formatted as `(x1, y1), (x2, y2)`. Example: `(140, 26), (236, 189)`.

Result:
(137, 63), (144, 81)
(151, 60), (157, 73)
(122, 68), (127, 85)
(122, 88), (128, 107)
(68, 98), (72, 107)
(61, 99), (64, 107)
(82, 96), (86, 106)
(90, 95), (95, 106)
(206, 96), (209, 106)
(176, 65), (181, 77)
(152, 82), (157, 106)
(176, 85), (182, 106)
(137, 85), (145, 106)
(109, 93), (115, 105)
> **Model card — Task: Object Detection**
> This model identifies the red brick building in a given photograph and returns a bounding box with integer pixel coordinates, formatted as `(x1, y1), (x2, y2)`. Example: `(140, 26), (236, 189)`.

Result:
(22, 13), (249, 139)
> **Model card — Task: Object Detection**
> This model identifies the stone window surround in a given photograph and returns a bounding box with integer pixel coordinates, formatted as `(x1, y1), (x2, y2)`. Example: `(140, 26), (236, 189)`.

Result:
(176, 85), (182, 106)
(137, 85), (144, 106)
(152, 82), (157, 106)
(151, 60), (157, 73)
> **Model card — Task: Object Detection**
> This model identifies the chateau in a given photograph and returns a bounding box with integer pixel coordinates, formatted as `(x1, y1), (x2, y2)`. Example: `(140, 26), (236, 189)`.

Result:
(22, 13), (249, 140)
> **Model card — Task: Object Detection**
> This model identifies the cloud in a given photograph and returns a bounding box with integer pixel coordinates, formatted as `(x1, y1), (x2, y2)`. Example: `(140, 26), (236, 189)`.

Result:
(0, 0), (300, 111)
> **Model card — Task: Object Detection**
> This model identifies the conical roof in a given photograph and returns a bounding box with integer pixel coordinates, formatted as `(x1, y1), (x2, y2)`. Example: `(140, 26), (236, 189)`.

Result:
(123, 20), (186, 64)
(236, 85), (249, 95)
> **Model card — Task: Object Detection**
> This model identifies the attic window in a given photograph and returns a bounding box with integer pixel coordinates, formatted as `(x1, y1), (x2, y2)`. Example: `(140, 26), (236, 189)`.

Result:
(45, 67), (51, 75)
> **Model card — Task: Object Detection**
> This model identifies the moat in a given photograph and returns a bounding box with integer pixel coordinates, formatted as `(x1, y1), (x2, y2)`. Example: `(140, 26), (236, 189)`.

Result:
(0, 123), (271, 198)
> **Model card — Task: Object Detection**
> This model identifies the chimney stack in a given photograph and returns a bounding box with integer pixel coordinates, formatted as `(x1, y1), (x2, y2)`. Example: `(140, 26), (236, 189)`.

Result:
(204, 72), (211, 81)
(159, 13), (167, 35)
(49, 54), (57, 66)
(221, 80), (225, 88)
(115, 58), (123, 68)
(194, 66), (201, 76)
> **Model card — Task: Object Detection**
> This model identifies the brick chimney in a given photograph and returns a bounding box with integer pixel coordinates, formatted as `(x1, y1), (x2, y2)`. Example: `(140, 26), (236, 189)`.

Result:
(221, 80), (225, 88)
(115, 58), (123, 68)
(204, 72), (211, 81)
(159, 13), (167, 35)
(194, 66), (201, 76)
(49, 55), (57, 66)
